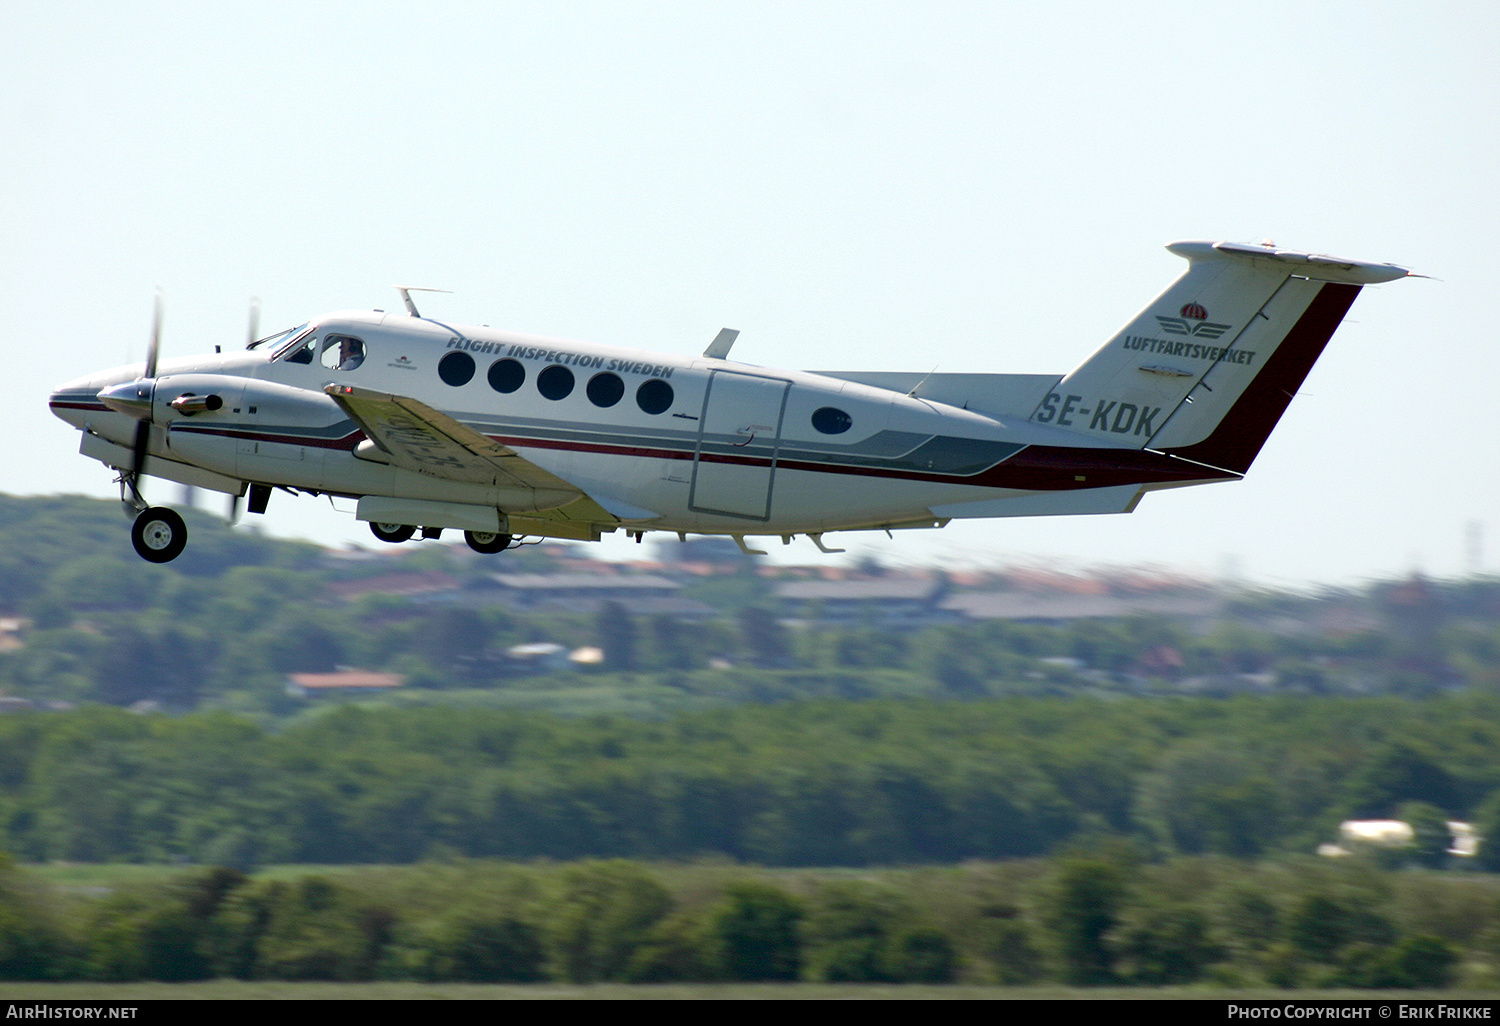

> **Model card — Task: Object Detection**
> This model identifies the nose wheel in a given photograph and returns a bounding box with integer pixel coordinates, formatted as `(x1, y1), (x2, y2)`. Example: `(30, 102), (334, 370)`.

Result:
(131, 507), (187, 563)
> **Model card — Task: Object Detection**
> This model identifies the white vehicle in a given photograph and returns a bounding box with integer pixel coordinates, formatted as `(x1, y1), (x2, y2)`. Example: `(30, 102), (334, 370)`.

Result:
(49, 240), (1410, 563)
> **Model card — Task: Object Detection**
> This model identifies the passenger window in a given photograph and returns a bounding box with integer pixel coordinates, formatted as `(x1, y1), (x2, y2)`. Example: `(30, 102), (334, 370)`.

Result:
(488, 358), (526, 394)
(537, 364), (575, 400)
(812, 407), (852, 434)
(439, 351), (476, 386)
(636, 378), (674, 415)
(320, 335), (366, 371)
(586, 372), (624, 408)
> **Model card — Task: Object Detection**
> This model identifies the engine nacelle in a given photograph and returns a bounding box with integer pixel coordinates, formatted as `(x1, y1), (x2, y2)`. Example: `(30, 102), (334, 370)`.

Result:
(162, 374), (352, 486)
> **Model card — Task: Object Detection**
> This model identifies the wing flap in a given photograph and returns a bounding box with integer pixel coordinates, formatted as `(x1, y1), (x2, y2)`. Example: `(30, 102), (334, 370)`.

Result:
(325, 383), (582, 506)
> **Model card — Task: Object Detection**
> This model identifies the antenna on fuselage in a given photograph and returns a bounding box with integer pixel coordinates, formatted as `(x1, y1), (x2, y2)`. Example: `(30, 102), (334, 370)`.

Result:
(703, 328), (739, 360)
(906, 365), (939, 398)
(392, 285), (452, 318)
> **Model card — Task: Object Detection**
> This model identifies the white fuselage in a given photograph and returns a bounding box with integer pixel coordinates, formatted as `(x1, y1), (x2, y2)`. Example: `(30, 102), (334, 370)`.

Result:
(51, 309), (1092, 541)
(65, 236), (1399, 551)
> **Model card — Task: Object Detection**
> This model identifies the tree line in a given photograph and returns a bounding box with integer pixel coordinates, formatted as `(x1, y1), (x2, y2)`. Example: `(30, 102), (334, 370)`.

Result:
(0, 854), (1481, 988)
(4, 697), (1500, 868)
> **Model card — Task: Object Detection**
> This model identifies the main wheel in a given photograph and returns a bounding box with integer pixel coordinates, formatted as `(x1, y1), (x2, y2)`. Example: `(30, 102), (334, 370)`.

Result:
(465, 530), (513, 554)
(131, 507), (188, 563)
(370, 522), (416, 543)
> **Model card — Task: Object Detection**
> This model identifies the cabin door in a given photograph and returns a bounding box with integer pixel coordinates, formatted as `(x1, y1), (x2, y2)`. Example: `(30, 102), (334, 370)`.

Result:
(689, 371), (790, 521)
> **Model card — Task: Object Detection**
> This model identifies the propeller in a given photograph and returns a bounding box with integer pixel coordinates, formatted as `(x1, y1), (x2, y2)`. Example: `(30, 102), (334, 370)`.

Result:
(223, 297), (259, 526)
(245, 296), (261, 350)
(125, 290), (164, 508)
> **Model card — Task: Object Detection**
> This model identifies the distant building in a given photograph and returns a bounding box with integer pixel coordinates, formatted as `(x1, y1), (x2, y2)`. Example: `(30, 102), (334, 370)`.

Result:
(0, 618), (28, 653)
(468, 573), (717, 618)
(774, 577), (954, 626)
(286, 670), (406, 698)
(326, 571), (460, 603)
(505, 642), (572, 673)
(654, 536), (756, 572)
(940, 590), (1219, 625)
(1318, 819), (1477, 859)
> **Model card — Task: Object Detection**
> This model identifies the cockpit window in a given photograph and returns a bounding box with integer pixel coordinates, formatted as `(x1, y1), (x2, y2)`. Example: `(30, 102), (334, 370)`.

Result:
(320, 335), (366, 371)
(282, 337), (316, 363)
(250, 323), (310, 352)
(271, 328), (318, 361)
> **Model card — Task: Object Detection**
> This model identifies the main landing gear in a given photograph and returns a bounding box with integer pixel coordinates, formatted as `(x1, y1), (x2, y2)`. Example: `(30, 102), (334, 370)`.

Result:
(463, 531), (513, 554)
(368, 521), (514, 554)
(131, 506), (187, 563)
(369, 522), (416, 543)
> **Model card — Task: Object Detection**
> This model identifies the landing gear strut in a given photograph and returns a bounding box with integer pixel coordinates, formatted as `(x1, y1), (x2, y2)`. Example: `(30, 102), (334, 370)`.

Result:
(131, 507), (187, 563)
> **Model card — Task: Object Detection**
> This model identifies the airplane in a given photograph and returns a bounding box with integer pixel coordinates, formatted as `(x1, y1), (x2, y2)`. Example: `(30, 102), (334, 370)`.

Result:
(48, 240), (1411, 564)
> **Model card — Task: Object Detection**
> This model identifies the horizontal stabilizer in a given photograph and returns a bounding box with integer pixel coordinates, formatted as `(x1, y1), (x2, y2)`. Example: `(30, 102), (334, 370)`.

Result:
(931, 484), (1147, 519)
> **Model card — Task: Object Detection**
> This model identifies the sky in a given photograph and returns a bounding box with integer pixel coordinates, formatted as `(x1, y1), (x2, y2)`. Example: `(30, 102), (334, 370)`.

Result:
(3, 1), (1496, 587)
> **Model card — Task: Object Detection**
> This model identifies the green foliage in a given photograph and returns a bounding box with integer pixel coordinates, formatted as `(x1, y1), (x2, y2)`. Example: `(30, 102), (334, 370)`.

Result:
(1343, 743), (1460, 819)
(219, 870), (393, 984)
(1044, 858), (1125, 985)
(883, 927), (958, 983)
(544, 861), (672, 983)
(976, 911), (1045, 985)
(2, 695), (1499, 867)
(416, 913), (546, 982)
(1109, 901), (1219, 984)
(1287, 893), (1397, 965)
(1387, 934), (1460, 989)
(710, 882), (803, 981)
(0, 855), (1497, 986)
(801, 884), (892, 982)
(802, 882), (948, 983)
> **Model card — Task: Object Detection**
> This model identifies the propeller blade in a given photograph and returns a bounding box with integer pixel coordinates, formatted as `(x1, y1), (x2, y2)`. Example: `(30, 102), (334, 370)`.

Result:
(245, 297), (261, 350)
(130, 418), (150, 497)
(226, 489), (242, 525)
(144, 288), (163, 381)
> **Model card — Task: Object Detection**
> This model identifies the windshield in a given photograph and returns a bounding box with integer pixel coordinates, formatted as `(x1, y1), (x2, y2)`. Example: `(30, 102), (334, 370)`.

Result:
(248, 323), (310, 352)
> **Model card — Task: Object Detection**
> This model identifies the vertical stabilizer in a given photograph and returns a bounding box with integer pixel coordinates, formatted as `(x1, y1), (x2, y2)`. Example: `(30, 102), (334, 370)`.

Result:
(1029, 241), (1407, 474)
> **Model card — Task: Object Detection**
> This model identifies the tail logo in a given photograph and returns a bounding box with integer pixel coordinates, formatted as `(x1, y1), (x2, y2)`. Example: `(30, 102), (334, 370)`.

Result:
(1155, 304), (1231, 339)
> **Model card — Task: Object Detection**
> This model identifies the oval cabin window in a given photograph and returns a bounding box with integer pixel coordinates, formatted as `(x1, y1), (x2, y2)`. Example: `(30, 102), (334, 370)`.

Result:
(811, 406), (852, 434)
(438, 351), (476, 386)
(488, 358), (526, 394)
(636, 379), (674, 415)
(537, 364), (575, 400)
(586, 372), (625, 408)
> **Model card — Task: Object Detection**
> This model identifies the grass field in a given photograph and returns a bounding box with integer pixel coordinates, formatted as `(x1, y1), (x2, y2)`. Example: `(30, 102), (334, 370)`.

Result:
(3, 982), (1498, 1000)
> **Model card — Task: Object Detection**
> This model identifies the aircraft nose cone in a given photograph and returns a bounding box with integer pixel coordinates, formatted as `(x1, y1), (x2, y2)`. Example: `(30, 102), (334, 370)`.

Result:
(97, 380), (155, 420)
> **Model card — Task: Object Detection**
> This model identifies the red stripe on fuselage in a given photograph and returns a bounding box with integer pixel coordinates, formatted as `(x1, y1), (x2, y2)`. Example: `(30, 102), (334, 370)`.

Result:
(488, 434), (1236, 489)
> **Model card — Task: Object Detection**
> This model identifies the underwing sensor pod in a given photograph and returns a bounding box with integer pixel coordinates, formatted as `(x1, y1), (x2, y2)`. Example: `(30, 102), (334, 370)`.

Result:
(50, 240), (1411, 563)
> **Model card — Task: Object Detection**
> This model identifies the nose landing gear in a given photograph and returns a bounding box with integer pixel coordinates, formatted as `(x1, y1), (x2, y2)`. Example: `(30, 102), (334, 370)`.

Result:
(131, 507), (187, 563)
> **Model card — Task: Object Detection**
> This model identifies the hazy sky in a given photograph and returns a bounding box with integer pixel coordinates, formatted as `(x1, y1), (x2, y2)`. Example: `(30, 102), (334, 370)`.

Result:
(4, 1), (1495, 585)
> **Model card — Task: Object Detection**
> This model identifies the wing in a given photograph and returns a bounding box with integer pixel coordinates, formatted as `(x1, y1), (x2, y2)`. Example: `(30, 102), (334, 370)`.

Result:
(324, 384), (658, 532)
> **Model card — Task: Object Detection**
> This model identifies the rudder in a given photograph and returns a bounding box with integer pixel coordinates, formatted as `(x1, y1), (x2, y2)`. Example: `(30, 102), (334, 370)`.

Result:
(1029, 241), (1407, 474)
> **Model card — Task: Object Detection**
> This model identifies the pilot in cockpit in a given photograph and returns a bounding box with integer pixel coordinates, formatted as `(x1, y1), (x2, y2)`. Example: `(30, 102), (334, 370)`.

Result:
(332, 335), (365, 371)
(317, 335), (365, 372)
